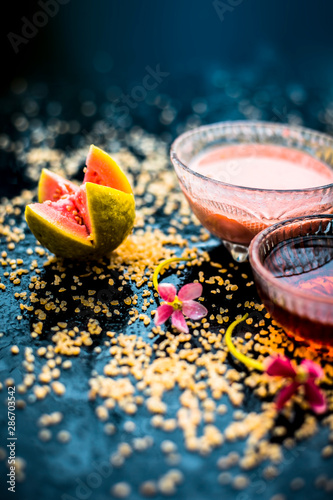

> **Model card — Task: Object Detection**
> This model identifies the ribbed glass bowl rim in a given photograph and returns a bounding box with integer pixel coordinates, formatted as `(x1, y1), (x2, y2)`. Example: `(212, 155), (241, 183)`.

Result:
(170, 120), (333, 193)
(249, 214), (333, 306)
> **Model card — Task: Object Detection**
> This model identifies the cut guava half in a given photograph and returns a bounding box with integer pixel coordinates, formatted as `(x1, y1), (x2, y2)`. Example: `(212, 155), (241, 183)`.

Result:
(25, 145), (135, 259)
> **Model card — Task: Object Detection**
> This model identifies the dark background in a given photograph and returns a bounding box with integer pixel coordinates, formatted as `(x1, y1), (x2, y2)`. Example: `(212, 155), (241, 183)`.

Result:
(1, 3), (333, 500)
(2, 0), (333, 96)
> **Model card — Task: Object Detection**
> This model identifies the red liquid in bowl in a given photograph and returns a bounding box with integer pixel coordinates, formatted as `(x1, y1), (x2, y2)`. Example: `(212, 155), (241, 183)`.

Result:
(260, 235), (333, 345)
(276, 260), (333, 298)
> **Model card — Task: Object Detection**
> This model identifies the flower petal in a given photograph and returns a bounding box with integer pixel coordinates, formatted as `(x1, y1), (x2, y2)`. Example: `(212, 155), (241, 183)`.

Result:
(304, 379), (327, 414)
(158, 283), (177, 302)
(182, 300), (208, 320)
(171, 310), (189, 333)
(178, 283), (203, 301)
(265, 356), (297, 378)
(154, 304), (174, 326)
(275, 381), (300, 410)
(301, 359), (324, 381)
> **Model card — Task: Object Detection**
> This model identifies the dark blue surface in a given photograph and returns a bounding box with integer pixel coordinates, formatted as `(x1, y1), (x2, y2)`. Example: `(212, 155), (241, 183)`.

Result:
(0, 76), (333, 499)
(1, 1), (333, 498)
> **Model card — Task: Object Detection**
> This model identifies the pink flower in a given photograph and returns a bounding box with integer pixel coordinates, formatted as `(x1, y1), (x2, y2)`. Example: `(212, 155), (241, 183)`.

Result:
(264, 356), (326, 414)
(154, 282), (207, 333)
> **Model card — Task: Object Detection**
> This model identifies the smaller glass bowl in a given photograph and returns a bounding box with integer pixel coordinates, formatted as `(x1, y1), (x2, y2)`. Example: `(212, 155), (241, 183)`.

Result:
(170, 121), (333, 262)
(249, 214), (333, 347)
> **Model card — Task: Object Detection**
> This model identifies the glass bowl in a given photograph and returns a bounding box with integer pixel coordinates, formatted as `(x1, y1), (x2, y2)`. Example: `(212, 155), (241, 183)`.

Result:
(170, 121), (333, 262)
(249, 214), (333, 347)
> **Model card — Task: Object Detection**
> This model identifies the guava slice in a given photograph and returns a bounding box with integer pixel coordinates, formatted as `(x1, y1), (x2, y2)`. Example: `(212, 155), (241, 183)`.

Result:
(25, 145), (135, 259)
(38, 169), (78, 203)
(85, 144), (133, 194)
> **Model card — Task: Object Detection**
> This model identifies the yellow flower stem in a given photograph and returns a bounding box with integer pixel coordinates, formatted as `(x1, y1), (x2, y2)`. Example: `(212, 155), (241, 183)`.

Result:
(225, 314), (264, 372)
(153, 257), (194, 292)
